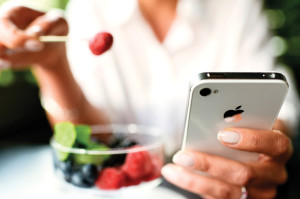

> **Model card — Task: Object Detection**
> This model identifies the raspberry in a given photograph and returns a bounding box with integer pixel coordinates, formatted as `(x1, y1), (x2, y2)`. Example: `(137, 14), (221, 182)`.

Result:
(124, 177), (141, 187)
(95, 167), (125, 190)
(144, 154), (163, 182)
(121, 146), (153, 181)
(89, 32), (113, 55)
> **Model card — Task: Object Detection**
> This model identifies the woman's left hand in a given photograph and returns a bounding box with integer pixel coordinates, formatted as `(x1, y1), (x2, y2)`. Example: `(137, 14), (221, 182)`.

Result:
(162, 127), (293, 199)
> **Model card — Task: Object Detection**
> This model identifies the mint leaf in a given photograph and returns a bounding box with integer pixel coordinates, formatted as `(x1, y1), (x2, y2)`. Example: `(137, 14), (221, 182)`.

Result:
(73, 143), (110, 165)
(75, 125), (91, 146)
(54, 122), (77, 147)
(54, 122), (77, 161)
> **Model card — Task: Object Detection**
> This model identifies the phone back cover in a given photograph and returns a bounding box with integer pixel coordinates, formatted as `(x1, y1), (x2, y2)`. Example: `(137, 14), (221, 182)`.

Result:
(182, 79), (288, 162)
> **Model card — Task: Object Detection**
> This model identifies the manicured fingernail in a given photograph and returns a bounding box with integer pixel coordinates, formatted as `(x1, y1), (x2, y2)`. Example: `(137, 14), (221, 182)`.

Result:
(161, 165), (178, 181)
(217, 131), (240, 144)
(45, 9), (64, 22)
(0, 59), (11, 69)
(26, 25), (43, 36)
(173, 152), (194, 167)
(24, 39), (44, 52)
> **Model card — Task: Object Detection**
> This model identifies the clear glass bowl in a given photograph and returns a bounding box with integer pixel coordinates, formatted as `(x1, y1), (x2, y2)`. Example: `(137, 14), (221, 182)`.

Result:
(50, 124), (165, 198)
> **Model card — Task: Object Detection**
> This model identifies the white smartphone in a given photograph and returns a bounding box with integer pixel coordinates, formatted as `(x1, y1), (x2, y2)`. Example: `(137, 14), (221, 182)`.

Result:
(181, 72), (289, 162)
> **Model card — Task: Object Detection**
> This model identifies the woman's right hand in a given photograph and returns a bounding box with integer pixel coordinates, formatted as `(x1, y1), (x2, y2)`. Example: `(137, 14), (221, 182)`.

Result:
(0, 5), (69, 70)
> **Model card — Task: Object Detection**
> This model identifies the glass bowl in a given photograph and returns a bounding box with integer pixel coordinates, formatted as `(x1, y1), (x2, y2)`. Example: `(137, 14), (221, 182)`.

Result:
(50, 124), (165, 198)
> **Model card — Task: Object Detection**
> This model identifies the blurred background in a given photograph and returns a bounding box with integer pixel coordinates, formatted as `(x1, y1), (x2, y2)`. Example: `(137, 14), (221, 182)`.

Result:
(0, 0), (300, 198)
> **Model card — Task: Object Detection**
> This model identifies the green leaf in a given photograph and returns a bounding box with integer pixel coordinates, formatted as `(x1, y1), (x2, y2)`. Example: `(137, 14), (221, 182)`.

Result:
(75, 125), (91, 146)
(54, 122), (77, 161)
(73, 144), (110, 165)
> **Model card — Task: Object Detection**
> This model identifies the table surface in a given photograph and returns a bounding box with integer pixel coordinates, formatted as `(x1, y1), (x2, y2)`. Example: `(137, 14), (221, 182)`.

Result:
(0, 144), (201, 199)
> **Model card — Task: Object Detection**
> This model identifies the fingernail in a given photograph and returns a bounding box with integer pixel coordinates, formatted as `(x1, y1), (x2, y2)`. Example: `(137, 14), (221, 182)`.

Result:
(161, 165), (178, 181)
(0, 59), (11, 69)
(217, 130), (240, 144)
(45, 9), (64, 22)
(24, 39), (44, 52)
(26, 25), (43, 36)
(173, 152), (194, 167)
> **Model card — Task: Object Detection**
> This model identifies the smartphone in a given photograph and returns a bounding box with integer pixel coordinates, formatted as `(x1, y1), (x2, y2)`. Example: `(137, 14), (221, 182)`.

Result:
(181, 72), (289, 162)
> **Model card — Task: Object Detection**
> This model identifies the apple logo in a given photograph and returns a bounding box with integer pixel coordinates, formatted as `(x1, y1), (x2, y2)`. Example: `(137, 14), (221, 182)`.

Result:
(224, 106), (244, 123)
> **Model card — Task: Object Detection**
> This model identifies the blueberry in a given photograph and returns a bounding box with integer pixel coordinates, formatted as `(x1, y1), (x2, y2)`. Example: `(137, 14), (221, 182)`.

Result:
(71, 171), (94, 188)
(109, 134), (123, 148)
(102, 154), (126, 167)
(119, 138), (137, 148)
(57, 161), (73, 182)
(58, 161), (73, 173)
(81, 164), (98, 183)
(109, 134), (138, 149)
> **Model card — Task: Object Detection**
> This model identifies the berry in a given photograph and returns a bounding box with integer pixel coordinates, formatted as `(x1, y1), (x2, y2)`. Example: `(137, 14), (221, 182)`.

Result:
(89, 32), (113, 55)
(103, 135), (138, 167)
(124, 177), (141, 187)
(71, 171), (94, 188)
(81, 164), (98, 184)
(119, 138), (138, 148)
(57, 160), (73, 182)
(96, 167), (126, 190)
(121, 147), (153, 181)
(102, 154), (126, 167)
(58, 160), (72, 173)
(144, 155), (163, 182)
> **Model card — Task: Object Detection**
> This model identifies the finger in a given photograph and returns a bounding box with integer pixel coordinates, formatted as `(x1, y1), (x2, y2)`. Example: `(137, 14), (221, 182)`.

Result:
(161, 164), (243, 199)
(247, 161), (288, 186)
(0, 57), (11, 70)
(0, 6), (44, 48)
(0, 5), (44, 29)
(2, 43), (61, 68)
(247, 187), (277, 199)
(217, 128), (293, 159)
(173, 150), (254, 186)
(199, 195), (215, 199)
(0, 43), (6, 55)
(26, 9), (68, 37)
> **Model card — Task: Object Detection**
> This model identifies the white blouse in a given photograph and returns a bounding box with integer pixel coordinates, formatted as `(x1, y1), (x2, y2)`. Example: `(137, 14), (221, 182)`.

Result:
(66, 0), (299, 155)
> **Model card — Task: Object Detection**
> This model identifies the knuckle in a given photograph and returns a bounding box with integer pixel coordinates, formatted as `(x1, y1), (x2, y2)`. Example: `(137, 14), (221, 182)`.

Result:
(235, 165), (254, 185)
(183, 176), (202, 194)
(198, 156), (210, 172)
(266, 188), (277, 199)
(217, 186), (232, 199)
(270, 188), (278, 198)
(8, 38), (24, 48)
(277, 168), (288, 185)
(250, 134), (262, 150)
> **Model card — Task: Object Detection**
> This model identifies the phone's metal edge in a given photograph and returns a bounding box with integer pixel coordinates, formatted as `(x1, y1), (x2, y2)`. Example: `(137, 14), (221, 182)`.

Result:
(199, 72), (288, 87)
(181, 86), (194, 150)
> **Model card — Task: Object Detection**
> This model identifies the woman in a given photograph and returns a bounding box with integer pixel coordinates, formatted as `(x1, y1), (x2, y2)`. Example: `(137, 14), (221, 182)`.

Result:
(0, 0), (297, 198)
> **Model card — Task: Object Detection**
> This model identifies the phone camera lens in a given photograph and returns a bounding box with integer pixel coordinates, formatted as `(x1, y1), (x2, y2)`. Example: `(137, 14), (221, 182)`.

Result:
(200, 88), (211, 96)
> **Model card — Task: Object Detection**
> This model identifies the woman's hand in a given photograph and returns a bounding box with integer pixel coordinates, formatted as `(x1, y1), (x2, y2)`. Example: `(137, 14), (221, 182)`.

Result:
(0, 5), (68, 69)
(162, 126), (292, 199)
